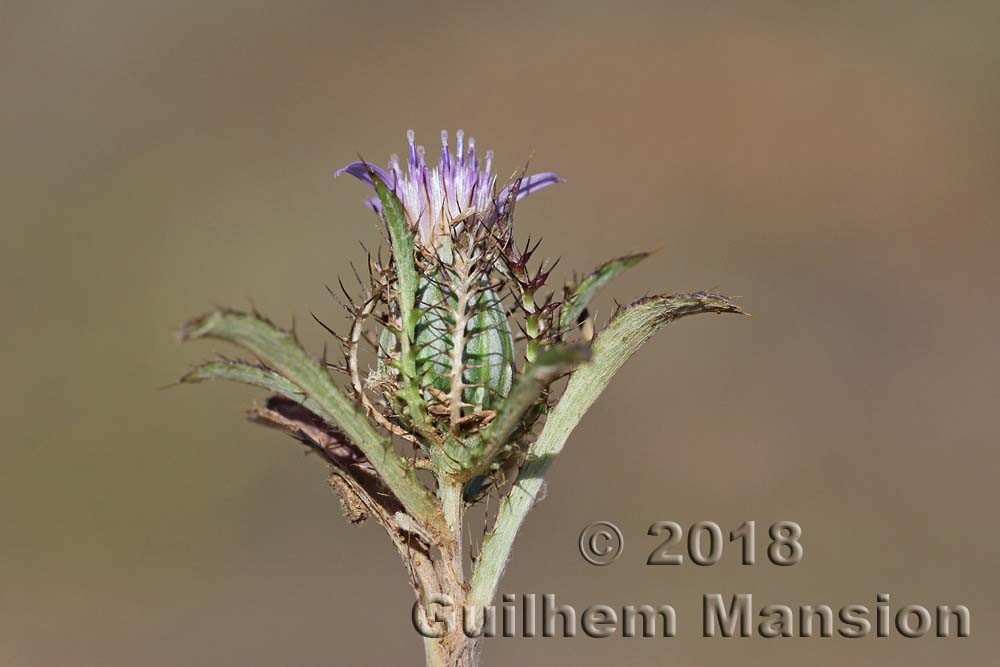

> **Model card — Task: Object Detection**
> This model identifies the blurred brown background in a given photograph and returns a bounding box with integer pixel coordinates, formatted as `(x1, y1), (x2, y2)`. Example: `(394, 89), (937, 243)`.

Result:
(2, 1), (998, 665)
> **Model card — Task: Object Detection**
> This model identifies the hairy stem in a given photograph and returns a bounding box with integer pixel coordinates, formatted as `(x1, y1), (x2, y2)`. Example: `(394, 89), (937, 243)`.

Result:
(439, 478), (466, 583)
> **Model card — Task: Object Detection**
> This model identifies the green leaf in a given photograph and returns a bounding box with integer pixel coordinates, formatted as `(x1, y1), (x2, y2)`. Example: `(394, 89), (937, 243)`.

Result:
(469, 343), (591, 479)
(181, 360), (323, 414)
(470, 292), (743, 607)
(372, 175), (430, 428)
(559, 251), (651, 332)
(545, 293), (743, 447)
(372, 177), (418, 349)
(179, 309), (439, 525)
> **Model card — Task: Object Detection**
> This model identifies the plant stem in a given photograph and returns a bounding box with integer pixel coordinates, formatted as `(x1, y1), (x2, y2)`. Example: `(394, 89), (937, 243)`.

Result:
(422, 477), (478, 666)
(423, 635), (478, 667)
(440, 479), (465, 583)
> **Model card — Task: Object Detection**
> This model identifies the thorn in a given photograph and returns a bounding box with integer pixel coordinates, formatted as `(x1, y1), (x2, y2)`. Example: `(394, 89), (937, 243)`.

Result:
(349, 261), (365, 289)
(311, 312), (349, 345)
(324, 283), (354, 317)
(338, 277), (357, 311)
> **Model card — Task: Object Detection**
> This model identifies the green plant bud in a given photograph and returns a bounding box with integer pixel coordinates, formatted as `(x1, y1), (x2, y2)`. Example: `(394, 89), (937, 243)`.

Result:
(463, 283), (515, 411)
(378, 276), (514, 415)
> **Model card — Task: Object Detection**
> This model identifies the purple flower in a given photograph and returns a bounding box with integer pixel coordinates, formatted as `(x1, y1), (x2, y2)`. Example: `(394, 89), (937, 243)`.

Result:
(337, 130), (563, 247)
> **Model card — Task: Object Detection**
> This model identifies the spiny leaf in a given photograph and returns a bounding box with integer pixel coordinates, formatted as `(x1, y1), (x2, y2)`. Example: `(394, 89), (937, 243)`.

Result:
(372, 176), (418, 356)
(180, 310), (360, 431)
(553, 292), (744, 436)
(372, 175), (431, 430)
(559, 251), (651, 332)
(179, 308), (439, 525)
(181, 360), (321, 413)
(182, 353), (369, 472)
(469, 291), (743, 607)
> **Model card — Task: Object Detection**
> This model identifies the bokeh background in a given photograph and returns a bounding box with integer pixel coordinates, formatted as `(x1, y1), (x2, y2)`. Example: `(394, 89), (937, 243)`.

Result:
(3, 1), (998, 665)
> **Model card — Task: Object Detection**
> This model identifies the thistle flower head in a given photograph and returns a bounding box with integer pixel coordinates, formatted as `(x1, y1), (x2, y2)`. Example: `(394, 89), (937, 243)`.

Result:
(177, 126), (743, 667)
(337, 130), (563, 247)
